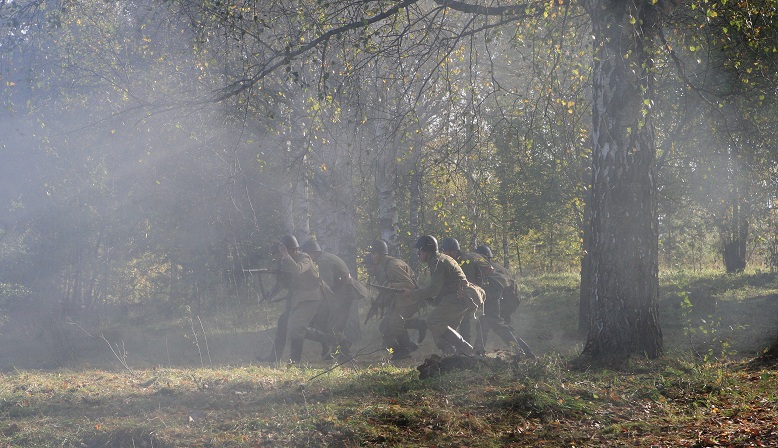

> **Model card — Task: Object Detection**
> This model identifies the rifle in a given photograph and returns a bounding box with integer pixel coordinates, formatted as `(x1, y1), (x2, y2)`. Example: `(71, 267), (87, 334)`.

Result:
(364, 284), (405, 324)
(368, 283), (405, 294)
(243, 268), (281, 303)
(243, 268), (280, 274)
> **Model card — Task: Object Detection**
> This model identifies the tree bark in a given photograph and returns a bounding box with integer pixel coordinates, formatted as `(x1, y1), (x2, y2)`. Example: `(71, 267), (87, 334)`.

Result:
(720, 151), (750, 273)
(580, 0), (667, 362)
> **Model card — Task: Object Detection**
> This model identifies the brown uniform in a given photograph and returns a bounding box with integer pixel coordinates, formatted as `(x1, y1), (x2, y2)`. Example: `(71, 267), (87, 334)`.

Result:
(375, 256), (417, 354)
(455, 251), (492, 348)
(315, 251), (355, 351)
(409, 253), (474, 353)
(492, 263), (521, 324)
(277, 250), (323, 361)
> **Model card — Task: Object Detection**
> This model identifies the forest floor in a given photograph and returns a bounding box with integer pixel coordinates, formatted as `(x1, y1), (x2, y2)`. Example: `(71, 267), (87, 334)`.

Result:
(0, 270), (775, 447)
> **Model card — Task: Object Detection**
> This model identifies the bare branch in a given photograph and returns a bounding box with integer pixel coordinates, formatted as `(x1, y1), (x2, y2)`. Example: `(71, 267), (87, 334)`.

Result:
(213, 0), (423, 103)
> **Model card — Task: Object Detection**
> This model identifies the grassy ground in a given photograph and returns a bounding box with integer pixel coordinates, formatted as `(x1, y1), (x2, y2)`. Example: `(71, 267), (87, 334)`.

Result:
(0, 270), (775, 447)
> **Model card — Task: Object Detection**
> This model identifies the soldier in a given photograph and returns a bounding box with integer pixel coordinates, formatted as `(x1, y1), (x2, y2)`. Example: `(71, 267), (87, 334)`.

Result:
(367, 239), (422, 360)
(402, 235), (477, 356)
(260, 234), (324, 364)
(301, 239), (358, 361)
(439, 237), (492, 352)
(476, 244), (535, 358)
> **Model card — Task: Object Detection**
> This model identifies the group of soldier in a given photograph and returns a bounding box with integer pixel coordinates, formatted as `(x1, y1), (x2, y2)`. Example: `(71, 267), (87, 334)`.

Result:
(255, 234), (533, 364)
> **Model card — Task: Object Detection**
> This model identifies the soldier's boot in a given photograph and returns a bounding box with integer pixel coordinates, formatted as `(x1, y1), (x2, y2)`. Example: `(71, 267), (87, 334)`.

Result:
(445, 326), (476, 356)
(382, 333), (412, 361)
(405, 318), (428, 344)
(289, 338), (304, 364)
(396, 331), (419, 353)
(305, 327), (333, 360)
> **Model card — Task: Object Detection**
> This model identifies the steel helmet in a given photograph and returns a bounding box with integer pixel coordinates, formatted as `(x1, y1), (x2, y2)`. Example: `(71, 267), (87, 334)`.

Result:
(475, 244), (493, 259)
(369, 239), (389, 255)
(301, 239), (321, 253)
(415, 235), (438, 253)
(439, 237), (461, 252)
(280, 234), (299, 249)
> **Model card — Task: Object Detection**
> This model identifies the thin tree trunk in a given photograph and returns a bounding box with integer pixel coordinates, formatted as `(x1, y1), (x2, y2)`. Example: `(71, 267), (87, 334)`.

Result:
(409, 141), (422, 270)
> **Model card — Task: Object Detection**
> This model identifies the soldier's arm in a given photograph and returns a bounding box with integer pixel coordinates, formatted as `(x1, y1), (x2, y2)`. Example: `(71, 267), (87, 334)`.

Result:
(278, 252), (313, 276)
(407, 262), (444, 300)
(385, 262), (415, 290)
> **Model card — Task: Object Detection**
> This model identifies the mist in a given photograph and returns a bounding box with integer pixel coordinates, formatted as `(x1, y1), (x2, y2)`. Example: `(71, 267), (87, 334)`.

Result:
(0, 0), (776, 373)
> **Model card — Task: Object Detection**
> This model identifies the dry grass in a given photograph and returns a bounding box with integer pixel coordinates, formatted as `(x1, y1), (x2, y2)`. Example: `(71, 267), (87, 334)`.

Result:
(0, 270), (775, 447)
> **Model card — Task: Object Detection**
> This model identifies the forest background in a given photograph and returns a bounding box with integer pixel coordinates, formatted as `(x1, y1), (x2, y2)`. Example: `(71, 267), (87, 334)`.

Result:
(2, 2), (778, 446)
(0, 0), (777, 359)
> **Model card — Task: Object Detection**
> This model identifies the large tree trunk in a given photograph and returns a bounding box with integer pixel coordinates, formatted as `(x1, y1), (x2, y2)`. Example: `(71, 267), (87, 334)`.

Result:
(720, 150), (750, 273)
(580, 0), (668, 362)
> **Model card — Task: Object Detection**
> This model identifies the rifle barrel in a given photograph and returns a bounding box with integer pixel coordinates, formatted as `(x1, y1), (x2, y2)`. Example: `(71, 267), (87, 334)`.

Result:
(369, 283), (404, 294)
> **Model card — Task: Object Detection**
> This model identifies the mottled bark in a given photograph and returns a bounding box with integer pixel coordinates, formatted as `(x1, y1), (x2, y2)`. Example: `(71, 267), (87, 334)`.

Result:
(376, 148), (400, 251)
(581, 0), (668, 361)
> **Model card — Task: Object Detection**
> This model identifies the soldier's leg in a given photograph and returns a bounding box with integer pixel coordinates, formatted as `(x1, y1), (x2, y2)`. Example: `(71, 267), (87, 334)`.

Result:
(426, 295), (472, 354)
(287, 300), (322, 363)
(328, 296), (355, 360)
(404, 318), (427, 344)
(308, 301), (332, 357)
(381, 309), (411, 357)
(481, 284), (503, 347)
(500, 291), (521, 325)
(458, 314), (472, 344)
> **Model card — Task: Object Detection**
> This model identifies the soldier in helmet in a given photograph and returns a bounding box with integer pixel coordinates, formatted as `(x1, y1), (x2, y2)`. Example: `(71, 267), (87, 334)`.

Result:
(439, 237), (492, 352)
(301, 239), (357, 361)
(368, 239), (421, 361)
(476, 244), (534, 358)
(258, 234), (324, 364)
(402, 235), (476, 356)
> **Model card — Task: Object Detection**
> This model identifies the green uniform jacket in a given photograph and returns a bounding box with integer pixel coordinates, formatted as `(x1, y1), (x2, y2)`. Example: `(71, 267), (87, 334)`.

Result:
(489, 263), (514, 289)
(317, 251), (351, 293)
(458, 252), (493, 287)
(375, 256), (415, 290)
(409, 252), (467, 303)
(375, 256), (416, 308)
(277, 250), (324, 307)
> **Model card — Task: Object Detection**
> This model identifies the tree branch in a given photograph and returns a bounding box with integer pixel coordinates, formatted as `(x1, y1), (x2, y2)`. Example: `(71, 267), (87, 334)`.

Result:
(433, 0), (538, 16)
(213, 0), (423, 103)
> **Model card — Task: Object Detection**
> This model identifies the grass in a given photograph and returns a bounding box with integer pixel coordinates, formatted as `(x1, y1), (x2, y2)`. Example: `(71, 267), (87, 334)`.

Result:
(0, 270), (775, 447)
(0, 356), (775, 446)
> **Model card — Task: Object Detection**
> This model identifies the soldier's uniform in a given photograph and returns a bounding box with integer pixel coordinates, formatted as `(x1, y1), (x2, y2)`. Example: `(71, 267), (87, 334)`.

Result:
(475, 244), (534, 357)
(375, 255), (418, 359)
(409, 252), (476, 354)
(315, 250), (356, 358)
(448, 248), (492, 350)
(276, 249), (324, 363)
(492, 263), (521, 324)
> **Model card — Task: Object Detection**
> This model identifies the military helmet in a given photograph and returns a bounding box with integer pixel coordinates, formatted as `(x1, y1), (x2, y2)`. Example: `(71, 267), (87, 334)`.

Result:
(439, 237), (461, 252)
(280, 234), (299, 249)
(301, 239), (321, 253)
(415, 235), (438, 253)
(476, 244), (493, 259)
(369, 239), (389, 255)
